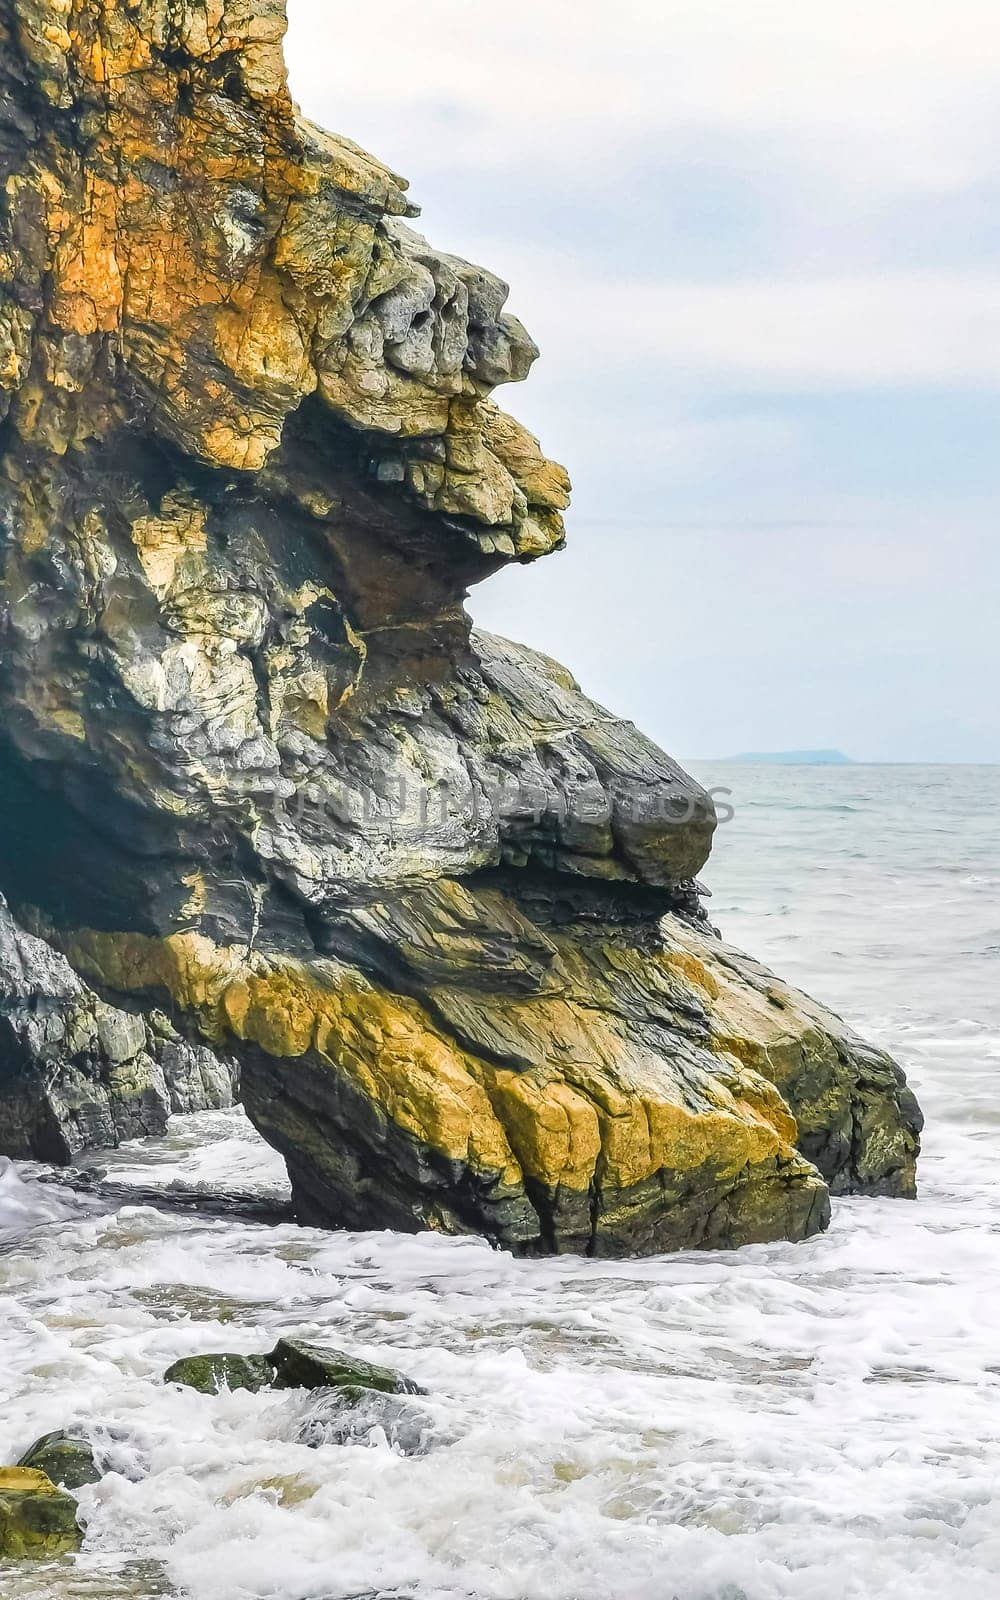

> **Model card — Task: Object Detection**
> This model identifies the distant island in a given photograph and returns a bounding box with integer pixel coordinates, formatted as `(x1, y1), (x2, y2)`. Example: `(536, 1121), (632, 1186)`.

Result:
(714, 750), (854, 766)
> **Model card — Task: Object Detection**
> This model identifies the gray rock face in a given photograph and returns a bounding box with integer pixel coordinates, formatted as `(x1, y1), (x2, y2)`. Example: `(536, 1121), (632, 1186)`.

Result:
(0, 896), (236, 1163)
(294, 1388), (436, 1455)
(147, 1014), (239, 1116)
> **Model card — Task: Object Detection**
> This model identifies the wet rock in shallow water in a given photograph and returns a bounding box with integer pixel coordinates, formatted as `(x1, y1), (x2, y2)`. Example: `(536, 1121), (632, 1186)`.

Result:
(0, 1468), (82, 1559)
(163, 1341), (424, 1403)
(16, 1433), (100, 1493)
(164, 1353), (277, 1395)
(296, 1390), (436, 1455)
(52, 1167), (293, 1227)
(270, 1339), (426, 1397)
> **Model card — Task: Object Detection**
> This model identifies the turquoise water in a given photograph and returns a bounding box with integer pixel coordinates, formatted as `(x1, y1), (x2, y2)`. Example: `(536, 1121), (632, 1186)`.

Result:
(2, 764), (999, 1600)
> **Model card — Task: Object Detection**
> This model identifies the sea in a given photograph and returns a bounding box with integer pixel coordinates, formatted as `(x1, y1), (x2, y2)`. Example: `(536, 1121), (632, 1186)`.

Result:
(2, 763), (999, 1600)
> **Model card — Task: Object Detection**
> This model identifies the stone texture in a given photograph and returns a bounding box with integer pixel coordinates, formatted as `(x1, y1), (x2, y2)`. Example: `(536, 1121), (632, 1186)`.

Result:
(17, 1433), (101, 1493)
(0, 895), (237, 1162)
(0, 0), (920, 1253)
(269, 1338), (425, 1397)
(163, 1340), (423, 1397)
(0, 1467), (82, 1559)
(164, 1353), (277, 1395)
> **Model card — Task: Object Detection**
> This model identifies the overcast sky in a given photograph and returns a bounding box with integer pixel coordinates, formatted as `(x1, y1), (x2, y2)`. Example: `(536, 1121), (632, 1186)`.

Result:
(286, 1), (1000, 762)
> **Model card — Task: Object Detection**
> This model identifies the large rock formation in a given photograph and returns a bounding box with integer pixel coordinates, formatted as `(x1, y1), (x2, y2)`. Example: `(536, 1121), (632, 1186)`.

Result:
(0, 0), (921, 1251)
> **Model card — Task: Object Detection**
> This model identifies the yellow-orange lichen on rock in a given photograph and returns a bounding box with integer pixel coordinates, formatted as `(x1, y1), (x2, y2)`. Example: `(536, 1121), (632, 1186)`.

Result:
(51, 910), (841, 1248)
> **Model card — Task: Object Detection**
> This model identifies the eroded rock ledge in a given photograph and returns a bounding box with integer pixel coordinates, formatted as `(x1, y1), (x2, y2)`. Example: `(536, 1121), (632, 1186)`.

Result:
(0, 0), (921, 1253)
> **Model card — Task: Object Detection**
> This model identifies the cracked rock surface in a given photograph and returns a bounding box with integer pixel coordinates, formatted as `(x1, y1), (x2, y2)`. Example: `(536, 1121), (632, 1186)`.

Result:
(0, 0), (920, 1250)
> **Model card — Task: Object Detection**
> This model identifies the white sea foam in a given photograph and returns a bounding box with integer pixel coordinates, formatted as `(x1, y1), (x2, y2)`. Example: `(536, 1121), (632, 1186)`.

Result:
(73, 1107), (292, 1204)
(1, 764), (998, 1599)
(0, 1159), (96, 1243)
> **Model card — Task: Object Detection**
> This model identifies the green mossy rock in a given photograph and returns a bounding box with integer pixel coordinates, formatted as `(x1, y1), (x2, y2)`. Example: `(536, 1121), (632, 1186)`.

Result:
(17, 1433), (100, 1493)
(163, 1341), (424, 1400)
(269, 1338), (425, 1397)
(163, 1353), (277, 1395)
(0, 1468), (82, 1560)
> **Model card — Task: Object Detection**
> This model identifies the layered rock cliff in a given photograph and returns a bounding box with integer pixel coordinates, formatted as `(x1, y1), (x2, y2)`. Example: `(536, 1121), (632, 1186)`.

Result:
(0, 0), (921, 1252)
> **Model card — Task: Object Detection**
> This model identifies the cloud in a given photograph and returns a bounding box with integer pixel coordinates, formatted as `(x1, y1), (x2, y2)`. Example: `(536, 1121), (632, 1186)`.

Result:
(283, 0), (1000, 759)
(287, 0), (1000, 395)
(481, 254), (1000, 389)
(286, 0), (1000, 191)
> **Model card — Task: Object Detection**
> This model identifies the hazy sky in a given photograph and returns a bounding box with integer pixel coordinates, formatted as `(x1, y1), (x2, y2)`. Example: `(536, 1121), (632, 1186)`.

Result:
(286, 1), (1000, 762)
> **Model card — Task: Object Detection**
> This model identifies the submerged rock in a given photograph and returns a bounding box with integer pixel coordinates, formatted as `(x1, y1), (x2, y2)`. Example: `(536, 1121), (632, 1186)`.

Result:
(0, 0), (920, 1253)
(17, 1433), (101, 1493)
(46, 1167), (292, 1226)
(0, 1467), (82, 1559)
(295, 1389), (436, 1455)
